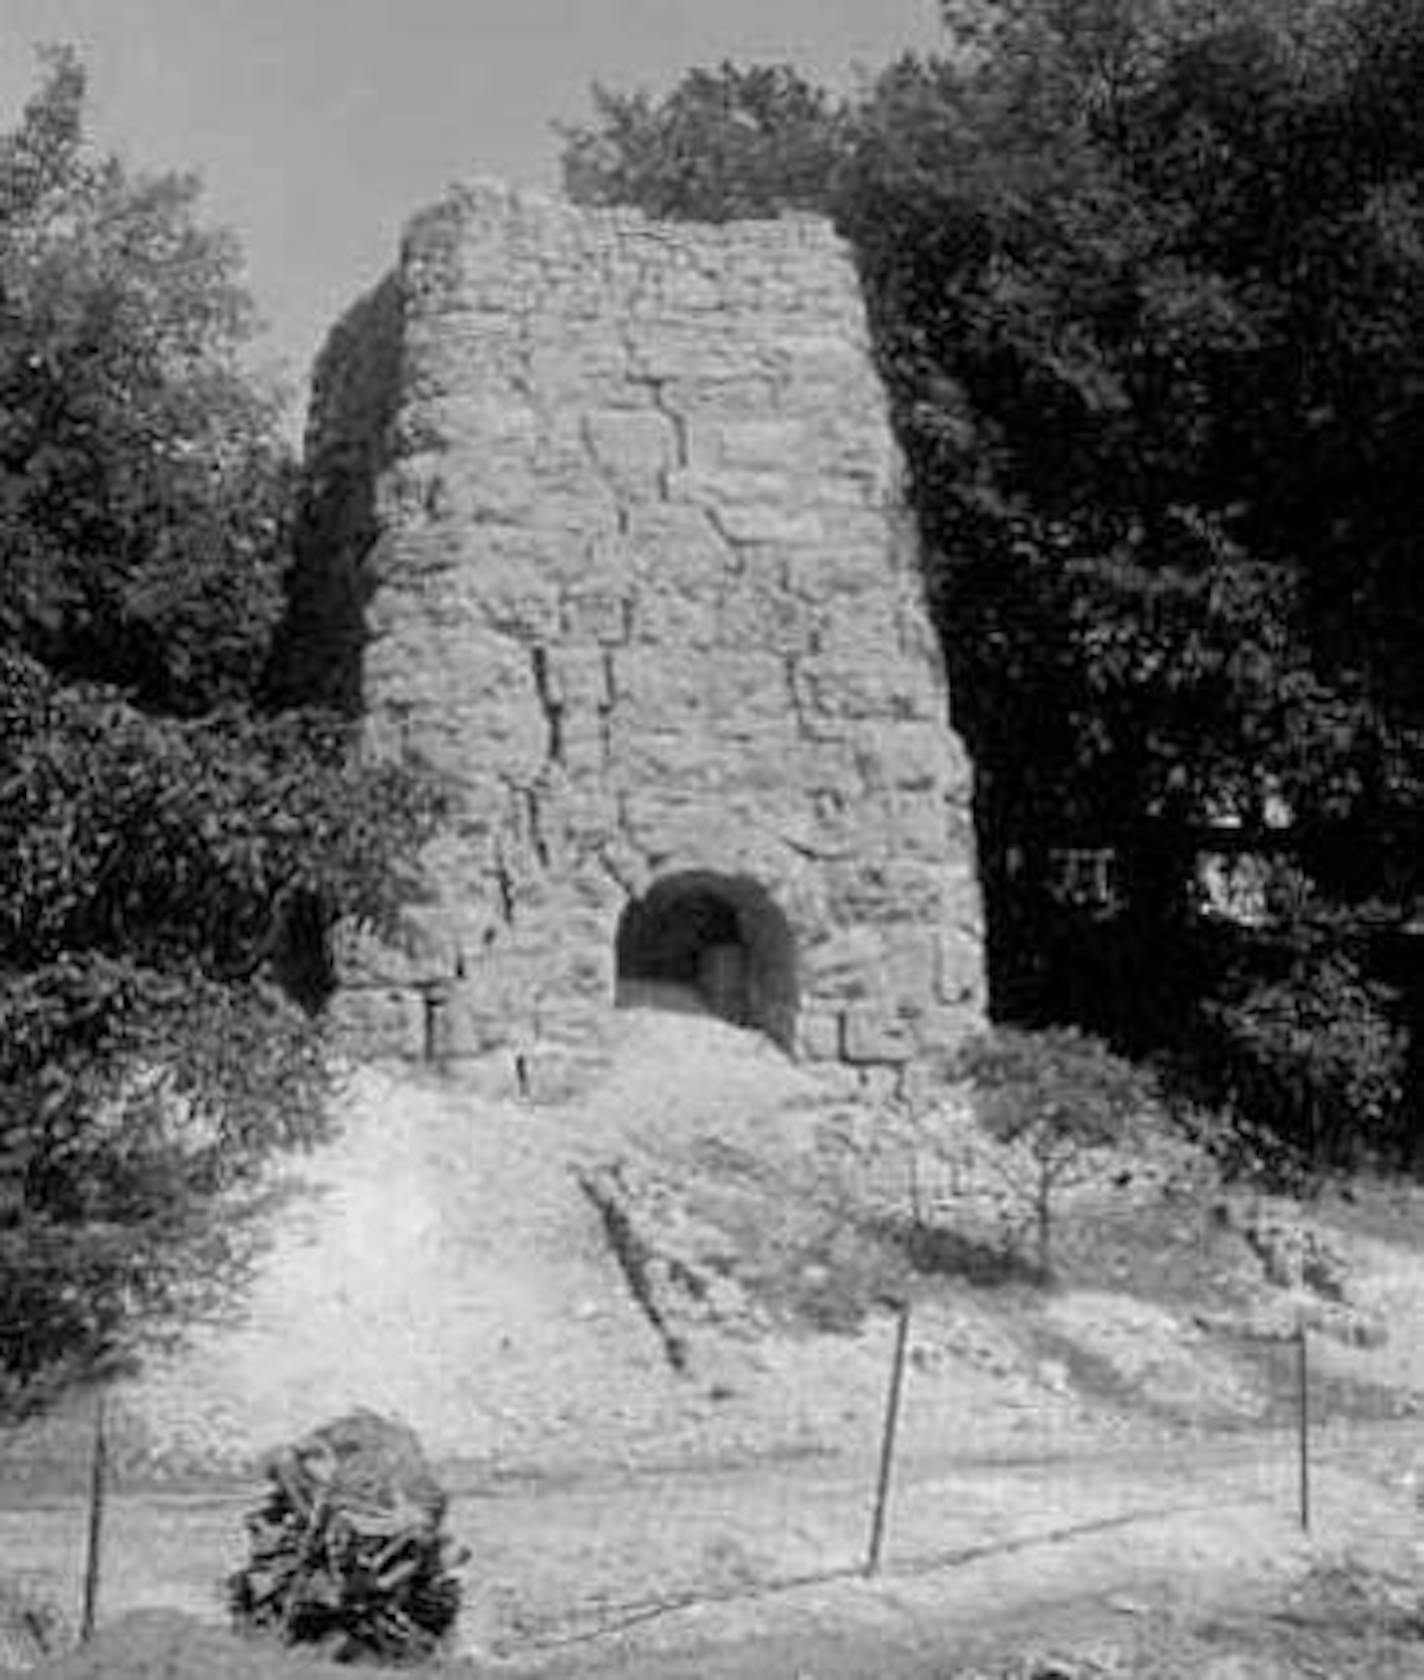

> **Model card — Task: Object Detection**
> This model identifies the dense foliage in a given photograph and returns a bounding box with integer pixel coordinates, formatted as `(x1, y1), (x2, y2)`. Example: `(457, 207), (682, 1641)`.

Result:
(558, 0), (1424, 1170)
(557, 63), (856, 223)
(0, 52), (439, 1409)
(0, 49), (293, 717)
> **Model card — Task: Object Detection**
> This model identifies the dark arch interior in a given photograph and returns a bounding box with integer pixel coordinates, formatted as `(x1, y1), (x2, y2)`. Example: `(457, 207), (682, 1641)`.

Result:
(614, 871), (797, 1052)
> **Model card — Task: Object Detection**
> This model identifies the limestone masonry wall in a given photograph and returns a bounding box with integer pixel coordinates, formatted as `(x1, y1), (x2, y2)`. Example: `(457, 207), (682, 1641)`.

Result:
(296, 181), (983, 1092)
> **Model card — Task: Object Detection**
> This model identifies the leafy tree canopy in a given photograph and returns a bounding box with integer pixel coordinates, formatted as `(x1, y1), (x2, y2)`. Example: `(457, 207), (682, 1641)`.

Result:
(0, 46), (292, 717)
(557, 62), (856, 223)
(0, 51), (441, 1409)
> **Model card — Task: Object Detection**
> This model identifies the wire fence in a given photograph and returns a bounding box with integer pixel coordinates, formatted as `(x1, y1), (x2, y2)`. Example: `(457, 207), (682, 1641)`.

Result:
(6, 1168), (1423, 1663)
(10, 1292), (1419, 1662)
(456, 1301), (1424, 1659)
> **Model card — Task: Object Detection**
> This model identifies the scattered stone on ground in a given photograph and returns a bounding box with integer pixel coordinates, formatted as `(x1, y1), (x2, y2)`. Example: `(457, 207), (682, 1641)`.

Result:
(12, 1010), (1424, 1676)
(1043, 1293), (1269, 1422)
(1228, 1198), (1353, 1300)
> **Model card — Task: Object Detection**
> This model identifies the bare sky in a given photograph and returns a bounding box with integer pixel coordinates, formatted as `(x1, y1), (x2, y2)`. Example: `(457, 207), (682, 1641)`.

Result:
(0, 1), (942, 401)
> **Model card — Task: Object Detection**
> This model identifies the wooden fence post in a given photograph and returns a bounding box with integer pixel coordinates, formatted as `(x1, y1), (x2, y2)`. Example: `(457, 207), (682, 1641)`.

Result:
(80, 1390), (108, 1642)
(866, 1300), (912, 1577)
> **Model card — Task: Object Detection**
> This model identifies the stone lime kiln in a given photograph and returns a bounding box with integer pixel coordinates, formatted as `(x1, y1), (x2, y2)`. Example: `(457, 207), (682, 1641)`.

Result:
(278, 182), (983, 1092)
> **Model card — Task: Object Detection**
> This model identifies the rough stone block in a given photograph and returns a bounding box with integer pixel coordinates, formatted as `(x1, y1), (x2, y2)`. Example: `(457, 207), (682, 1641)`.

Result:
(453, 1053), (526, 1100)
(897, 1056), (961, 1113)
(801, 927), (882, 999)
(327, 988), (425, 1061)
(519, 1046), (606, 1105)
(827, 860), (947, 927)
(562, 590), (630, 645)
(395, 393), (540, 453)
(773, 332), (871, 382)
(665, 466), (797, 510)
(881, 928), (941, 1004)
(611, 647), (709, 716)
(715, 503), (826, 547)
(716, 589), (806, 654)
(797, 1010), (844, 1061)
(330, 924), (424, 989)
(628, 329), (745, 383)
(799, 791), (861, 857)
(430, 987), (515, 1060)
(784, 546), (885, 598)
(854, 728), (952, 793)
(480, 527), (586, 583)
(479, 589), (561, 641)
(549, 785), (620, 845)
(524, 489), (621, 537)
(546, 647), (612, 711)
(526, 339), (631, 400)
(630, 590), (719, 648)
(908, 1007), (978, 1057)
(937, 930), (985, 1006)
(583, 410), (678, 495)
(615, 728), (739, 794)
(940, 860), (987, 929)
(686, 417), (811, 472)
(843, 1007), (916, 1065)
(818, 597), (903, 665)
(708, 653), (794, 721)
(374, 457), (447, 527)
(852, 1065), (906, 1105)
(798, 658), (932, 722)
(662, 375), (781, 419)
(885, 794), (954, 860)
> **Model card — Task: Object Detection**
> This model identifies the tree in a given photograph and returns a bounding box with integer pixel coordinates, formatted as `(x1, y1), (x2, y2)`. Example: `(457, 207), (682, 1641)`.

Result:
(1199, 948), (1407, 1170)
(0, 46), (293, 717)
(964, 1026), (1154, 1275)
(0, 52), (442, 1411)
(558, 62), (855, 221)
(841, 0), (1424, 1144)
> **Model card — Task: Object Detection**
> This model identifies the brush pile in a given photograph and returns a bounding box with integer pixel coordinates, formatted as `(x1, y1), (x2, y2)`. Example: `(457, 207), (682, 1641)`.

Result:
(227, 1410), (464, 1664)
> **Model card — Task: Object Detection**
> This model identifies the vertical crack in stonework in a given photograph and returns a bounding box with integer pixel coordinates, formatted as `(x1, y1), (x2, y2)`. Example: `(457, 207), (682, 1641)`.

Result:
(301, 182), (985, 1071)
(494, 848), (517, 928)
(598, 653), (617, 769)
(523, 786), (551, 871)
(530, 646), (565, 767)
(783, 652), (810, 740)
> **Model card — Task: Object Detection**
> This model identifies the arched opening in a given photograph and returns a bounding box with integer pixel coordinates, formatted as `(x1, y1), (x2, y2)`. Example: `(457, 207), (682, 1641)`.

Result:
(614, 871), (797, 1052)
